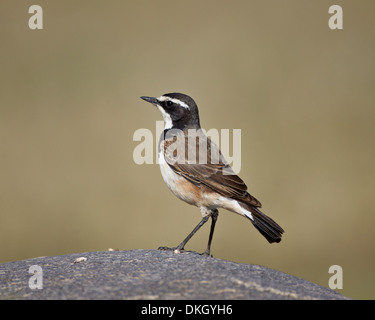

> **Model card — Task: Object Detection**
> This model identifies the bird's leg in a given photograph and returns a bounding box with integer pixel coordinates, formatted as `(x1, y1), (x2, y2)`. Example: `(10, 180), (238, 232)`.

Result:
(201, 209), (219, 257)
(158, 215), (209, 253)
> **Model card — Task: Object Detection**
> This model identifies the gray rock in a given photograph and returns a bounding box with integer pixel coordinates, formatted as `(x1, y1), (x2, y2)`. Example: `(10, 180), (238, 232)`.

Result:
(0, 249), (349, 300)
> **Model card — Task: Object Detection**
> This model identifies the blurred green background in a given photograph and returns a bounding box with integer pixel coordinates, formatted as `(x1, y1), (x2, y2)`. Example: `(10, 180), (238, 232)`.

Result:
(1, 0), (374, 299)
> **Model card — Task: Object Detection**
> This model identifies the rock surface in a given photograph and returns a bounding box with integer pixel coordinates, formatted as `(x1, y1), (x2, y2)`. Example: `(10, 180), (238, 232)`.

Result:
(0, 249), (349, 300)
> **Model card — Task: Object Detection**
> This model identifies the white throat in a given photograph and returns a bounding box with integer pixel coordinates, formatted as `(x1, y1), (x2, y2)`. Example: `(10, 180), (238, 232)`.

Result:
(157, 105), (173, 130)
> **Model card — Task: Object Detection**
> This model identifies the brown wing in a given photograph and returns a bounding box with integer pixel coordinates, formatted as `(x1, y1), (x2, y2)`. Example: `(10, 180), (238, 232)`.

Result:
(163, 128), (262, 207)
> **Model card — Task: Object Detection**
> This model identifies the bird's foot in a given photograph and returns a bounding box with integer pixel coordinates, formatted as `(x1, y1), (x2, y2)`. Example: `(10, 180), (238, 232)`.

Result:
(200, 250), (213, 257)
(158, 246), (184, 254)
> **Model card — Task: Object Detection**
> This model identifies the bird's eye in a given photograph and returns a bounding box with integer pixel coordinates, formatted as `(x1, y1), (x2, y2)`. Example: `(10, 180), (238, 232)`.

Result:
(165, 100), (173, 107)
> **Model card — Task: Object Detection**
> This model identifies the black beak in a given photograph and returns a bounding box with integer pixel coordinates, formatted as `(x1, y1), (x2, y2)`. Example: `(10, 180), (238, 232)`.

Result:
(140, 96), (159, 105)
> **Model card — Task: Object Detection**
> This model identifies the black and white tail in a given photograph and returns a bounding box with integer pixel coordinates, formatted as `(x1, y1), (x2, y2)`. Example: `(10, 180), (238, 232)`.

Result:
(240, 203), (284, 243)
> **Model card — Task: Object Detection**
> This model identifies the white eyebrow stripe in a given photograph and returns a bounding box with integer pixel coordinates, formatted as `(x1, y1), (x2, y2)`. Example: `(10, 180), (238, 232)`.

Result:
(157, 96), (190, 110)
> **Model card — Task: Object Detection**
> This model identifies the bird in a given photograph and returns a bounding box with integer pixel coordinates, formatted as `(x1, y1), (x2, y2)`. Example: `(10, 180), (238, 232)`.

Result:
(140, 93), (284, 256)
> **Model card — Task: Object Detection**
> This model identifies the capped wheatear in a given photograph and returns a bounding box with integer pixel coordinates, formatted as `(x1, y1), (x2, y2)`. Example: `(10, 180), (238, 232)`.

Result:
(141, 93), (284, 256)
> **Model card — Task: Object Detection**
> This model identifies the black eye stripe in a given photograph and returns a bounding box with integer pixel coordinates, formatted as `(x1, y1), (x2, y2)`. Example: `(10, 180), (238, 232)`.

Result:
(165, 100), (174, 107)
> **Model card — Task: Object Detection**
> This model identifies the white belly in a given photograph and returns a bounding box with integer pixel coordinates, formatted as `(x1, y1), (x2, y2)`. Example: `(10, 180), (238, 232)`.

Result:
(158, 149), (252, 220)
(158, 150), (199, 206)
(159, 150), (179, 192)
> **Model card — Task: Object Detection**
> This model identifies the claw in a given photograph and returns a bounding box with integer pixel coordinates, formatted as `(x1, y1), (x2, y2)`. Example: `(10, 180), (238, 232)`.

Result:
(158, 246), (184, 254)
(200, 250), (213, 257)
